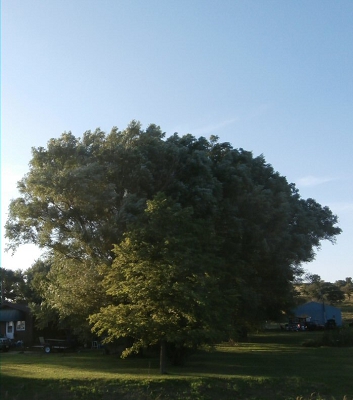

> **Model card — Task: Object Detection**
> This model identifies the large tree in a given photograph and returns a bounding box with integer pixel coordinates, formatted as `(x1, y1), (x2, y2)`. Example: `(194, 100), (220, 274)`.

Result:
(5, 122), (341, 369)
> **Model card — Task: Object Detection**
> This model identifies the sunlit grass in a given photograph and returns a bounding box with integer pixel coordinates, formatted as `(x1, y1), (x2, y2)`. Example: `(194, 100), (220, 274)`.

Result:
(1, 332), (353, 399)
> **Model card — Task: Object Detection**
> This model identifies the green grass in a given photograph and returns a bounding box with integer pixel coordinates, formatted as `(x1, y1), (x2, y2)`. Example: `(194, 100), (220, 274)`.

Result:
(1, 332), (353, 400)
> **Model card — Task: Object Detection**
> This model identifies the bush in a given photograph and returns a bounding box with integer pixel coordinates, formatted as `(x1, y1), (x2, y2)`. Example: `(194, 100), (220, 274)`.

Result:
(320, 327), (353, 347)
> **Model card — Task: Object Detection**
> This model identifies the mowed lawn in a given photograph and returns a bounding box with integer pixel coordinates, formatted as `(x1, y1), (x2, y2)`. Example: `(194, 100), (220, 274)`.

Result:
(1, 332), (353, 400)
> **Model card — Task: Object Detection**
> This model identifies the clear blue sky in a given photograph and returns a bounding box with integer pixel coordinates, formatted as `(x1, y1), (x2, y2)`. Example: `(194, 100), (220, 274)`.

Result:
(1, 0), (352, 282)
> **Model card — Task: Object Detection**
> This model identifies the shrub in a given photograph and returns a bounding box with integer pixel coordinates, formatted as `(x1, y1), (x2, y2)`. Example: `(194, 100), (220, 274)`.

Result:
(320, 327), (353, 347)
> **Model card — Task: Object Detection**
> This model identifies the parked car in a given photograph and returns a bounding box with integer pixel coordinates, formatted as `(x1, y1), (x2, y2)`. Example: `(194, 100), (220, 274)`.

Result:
(0, 336), (10, 352)
(325, 319), (337, 329)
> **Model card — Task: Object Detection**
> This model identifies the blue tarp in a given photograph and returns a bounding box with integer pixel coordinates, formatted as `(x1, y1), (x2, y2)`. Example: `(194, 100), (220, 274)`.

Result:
(293, 301), (342, 326)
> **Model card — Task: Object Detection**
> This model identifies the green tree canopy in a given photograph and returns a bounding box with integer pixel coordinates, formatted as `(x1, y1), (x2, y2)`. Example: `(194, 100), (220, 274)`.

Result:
(5, 122), (341, 370)
(302, 274), (346, 304)
(0, 268), (27, 304)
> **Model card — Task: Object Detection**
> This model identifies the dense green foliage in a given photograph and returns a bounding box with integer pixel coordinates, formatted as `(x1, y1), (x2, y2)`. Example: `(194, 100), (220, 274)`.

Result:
(301, 274), (349, 304)
(90, 194), (232, 366)
(5, 121), (341, 367)
(0, 268), (27, 303)
(0, 263), (50, 305)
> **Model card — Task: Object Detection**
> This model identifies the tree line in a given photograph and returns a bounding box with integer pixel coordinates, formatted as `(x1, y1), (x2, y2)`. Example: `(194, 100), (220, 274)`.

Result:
(3, 121), (341, 372)
(2, 268), (351, 307)
(299, 274), (353, 303)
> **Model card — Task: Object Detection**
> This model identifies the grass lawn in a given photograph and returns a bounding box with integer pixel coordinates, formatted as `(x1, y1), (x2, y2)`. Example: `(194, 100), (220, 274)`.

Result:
(1, 331), (352, 400)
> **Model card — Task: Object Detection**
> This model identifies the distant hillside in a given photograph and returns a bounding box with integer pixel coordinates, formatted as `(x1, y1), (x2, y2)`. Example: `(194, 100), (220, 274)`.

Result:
(341, 299), (353, 324)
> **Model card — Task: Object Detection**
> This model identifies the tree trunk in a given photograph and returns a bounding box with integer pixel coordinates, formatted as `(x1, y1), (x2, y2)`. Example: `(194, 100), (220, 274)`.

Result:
(160, 339), (167, 374)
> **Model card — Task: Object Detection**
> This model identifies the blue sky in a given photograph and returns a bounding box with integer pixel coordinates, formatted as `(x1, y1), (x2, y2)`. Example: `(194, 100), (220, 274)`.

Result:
(1, 0), (352, 282)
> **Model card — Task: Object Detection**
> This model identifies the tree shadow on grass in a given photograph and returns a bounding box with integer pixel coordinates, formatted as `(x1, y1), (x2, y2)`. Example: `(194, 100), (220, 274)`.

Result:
(0, 374), (332, 400)
(1, 337), (352, 400)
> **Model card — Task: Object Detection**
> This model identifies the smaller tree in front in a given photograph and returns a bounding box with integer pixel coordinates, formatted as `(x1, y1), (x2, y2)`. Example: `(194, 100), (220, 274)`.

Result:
(90, 193), (235, 373)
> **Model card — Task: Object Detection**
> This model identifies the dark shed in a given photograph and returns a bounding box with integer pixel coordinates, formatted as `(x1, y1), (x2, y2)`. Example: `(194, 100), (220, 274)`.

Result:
(0, 302), (34, 345)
